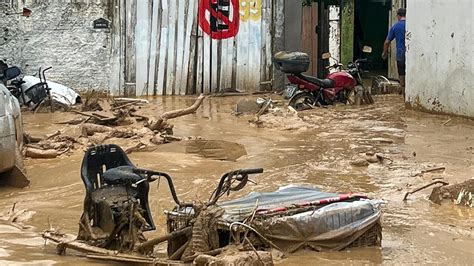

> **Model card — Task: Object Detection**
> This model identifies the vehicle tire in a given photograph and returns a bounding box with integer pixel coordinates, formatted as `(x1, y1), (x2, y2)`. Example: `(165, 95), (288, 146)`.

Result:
(289, 92), (317, 111)
(34, 99), (70, 113)
(338, 89), (355, 105)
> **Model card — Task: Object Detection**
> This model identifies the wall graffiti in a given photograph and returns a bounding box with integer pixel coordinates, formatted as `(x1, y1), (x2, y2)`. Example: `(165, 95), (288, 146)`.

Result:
(239, 0), (262, 22)
(198, 0), (262, 39)
(199, 0), (240, 40)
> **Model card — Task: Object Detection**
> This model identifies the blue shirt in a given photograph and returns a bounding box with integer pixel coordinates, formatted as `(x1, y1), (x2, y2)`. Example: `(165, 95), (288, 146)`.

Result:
(387, 20), (406, 61)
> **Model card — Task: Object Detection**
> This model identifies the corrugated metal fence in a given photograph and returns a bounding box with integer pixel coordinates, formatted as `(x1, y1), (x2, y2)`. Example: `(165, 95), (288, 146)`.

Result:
(114, 0), (275, 96)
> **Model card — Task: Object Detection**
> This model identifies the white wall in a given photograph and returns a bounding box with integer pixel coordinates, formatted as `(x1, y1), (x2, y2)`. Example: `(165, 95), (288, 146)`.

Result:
(406, 0), (474, 117)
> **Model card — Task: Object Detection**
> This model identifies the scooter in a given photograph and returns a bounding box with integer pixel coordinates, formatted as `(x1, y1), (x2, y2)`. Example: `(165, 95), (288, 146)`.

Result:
(275, 46), (374, 110)
(3, 64), (54, 112)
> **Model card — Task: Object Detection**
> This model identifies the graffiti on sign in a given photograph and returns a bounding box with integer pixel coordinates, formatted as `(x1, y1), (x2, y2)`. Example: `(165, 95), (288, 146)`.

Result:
(199, 0), (240, 40)
(239, 0), (262, 22)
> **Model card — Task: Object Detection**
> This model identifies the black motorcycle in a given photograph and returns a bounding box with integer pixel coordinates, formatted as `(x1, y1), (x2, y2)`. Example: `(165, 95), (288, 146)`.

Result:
(78, 144), (263, 254)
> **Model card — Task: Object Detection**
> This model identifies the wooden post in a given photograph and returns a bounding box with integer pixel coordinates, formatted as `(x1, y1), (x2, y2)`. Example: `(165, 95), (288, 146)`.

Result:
(124, 0), (137, 96)
(301, 4), (318, 76)
(302, 6), (312, 73)
(272, 0), (285, 91)
(109, 0), (123, 95)
(340, 0), (354, 66)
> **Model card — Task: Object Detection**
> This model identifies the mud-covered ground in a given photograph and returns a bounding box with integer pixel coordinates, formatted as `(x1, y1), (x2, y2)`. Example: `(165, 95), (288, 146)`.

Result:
(0, 95), (473, 265)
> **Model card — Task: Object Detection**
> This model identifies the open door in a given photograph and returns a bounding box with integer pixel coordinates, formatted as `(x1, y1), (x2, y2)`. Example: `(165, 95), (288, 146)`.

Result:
(388, 0), (406, 79)
(301, 3), (319, 77)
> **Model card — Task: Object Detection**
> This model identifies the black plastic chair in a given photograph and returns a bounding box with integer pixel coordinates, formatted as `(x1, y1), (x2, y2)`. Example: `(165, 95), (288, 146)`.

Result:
(80, 144), (155, 231)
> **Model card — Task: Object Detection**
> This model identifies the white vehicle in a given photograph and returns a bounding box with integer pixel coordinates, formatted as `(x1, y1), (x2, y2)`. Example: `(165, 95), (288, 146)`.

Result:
(0, 66), (29, 187)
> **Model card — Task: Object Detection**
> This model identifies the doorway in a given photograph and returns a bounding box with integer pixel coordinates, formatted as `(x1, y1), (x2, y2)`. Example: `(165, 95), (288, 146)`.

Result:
(354, 0), (391, 74)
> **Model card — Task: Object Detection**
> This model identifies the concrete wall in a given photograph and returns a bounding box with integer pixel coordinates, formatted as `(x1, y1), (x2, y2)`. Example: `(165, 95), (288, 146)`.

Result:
(406, 0), (474, 117)
(1, 0), (113, 91)
(0, 1), (22, 65)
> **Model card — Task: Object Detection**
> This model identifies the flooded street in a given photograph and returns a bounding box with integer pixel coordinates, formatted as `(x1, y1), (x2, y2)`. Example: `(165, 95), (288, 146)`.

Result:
(1, 95), (473, 265)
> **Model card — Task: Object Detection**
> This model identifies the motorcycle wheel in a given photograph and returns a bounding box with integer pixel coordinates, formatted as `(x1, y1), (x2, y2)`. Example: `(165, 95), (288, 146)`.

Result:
(289, 92), (317, 111)
(343, 89), (356, 105)
(34, 99), (70, 113)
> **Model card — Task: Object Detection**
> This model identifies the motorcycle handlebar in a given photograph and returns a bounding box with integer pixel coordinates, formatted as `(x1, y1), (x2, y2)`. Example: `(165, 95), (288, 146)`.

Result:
(238, 168), (264, 175)
(208, 168), (264, 205)
(133, 168), (193, 207)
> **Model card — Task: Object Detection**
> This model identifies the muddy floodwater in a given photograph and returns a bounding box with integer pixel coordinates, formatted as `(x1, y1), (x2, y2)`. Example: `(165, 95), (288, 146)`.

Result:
(1, 95), (473, 265)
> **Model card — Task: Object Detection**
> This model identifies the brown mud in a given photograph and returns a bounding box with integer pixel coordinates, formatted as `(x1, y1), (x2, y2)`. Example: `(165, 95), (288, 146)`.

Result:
(0, 95), (473, 265)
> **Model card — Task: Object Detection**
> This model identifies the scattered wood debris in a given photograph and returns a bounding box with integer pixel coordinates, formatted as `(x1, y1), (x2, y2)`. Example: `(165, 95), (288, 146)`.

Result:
(0, 203), (35, 230)
(403, 180), (449, 201)
(23, 94), (206, 158)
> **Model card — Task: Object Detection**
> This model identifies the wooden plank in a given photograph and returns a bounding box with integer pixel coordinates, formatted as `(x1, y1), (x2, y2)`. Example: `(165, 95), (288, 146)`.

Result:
(196, 27), (204, 94)
(263, 0), (272, 88)
(247, 17), (262, 92)
(216, 39), (222, 92)
(259, 0), (268, 90)
(218, 39), (227, 91)
(311, 4), (318, 77)
(180, 0), (197, 95)
(202, 30), (211, 94)
(236, 18), (249, 91)
(301, 6), (312, 74)
(211, 38), (218, 93)
(109, 0), (123, 95)
(125, 0), (137, 96)
(174, 0), (187, 94)
(147, 0), (161, 96)
(165, 0), (178, 95)
(156, 0), (169, 95)
(119, 0), (126, 95)
(231, 35), (238, 89)
(340, 0), (354, 66)
(219, 38), (233, 90)
(186, 5), (199, 95)
(135, 0), (151, 96)
(272, 0), (285, 91)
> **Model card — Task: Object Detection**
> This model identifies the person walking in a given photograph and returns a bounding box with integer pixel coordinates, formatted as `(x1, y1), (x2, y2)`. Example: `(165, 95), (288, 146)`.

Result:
(382, 8), (406, 96)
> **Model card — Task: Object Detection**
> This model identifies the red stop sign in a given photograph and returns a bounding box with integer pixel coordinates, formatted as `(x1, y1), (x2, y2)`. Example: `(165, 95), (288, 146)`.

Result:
(199, 0), (240, 40)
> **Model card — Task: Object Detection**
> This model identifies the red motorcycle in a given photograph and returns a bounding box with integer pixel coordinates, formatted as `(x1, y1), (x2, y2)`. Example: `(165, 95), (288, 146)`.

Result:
(274, 46), (373, 110)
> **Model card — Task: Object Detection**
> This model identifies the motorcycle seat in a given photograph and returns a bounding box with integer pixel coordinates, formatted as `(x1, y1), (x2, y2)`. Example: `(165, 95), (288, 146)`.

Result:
(103, 165), (143, 185)
(299, 74), (336, 88)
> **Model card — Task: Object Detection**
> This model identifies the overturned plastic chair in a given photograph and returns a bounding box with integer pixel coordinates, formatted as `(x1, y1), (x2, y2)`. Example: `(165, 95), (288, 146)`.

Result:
(78, 144), (155, 240)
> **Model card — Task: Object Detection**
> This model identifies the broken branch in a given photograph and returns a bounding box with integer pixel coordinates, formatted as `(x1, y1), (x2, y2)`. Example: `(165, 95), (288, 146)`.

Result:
(403, 180), (449, 201)
(148, 94), (205, 131)
(136, 226), (192, 253)
(161, 94), (205, 120)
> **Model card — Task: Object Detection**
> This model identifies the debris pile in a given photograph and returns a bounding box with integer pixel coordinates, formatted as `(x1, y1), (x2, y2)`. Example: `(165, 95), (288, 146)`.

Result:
(23, 94), (206, 158)
(429, 179), (474, 207)
(0, 204), (35, 230)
